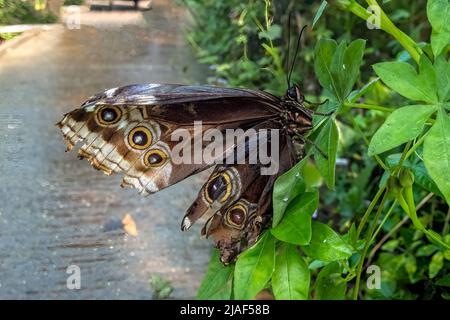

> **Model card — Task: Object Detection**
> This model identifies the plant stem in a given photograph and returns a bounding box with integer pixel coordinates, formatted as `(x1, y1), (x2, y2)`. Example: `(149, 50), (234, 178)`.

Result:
(356, 184), (387, 238)
(392, 141), (412, 176)
(353, 188), (388, 300)
(365, 0), (422, 64)
(443, 207), (450, 236)
(370, 200), (397, 243)
(366, 192), (434, 267)
(337, 0), (422, 64)
(344, 102), (393, 113)
(404, 130), (430, 161)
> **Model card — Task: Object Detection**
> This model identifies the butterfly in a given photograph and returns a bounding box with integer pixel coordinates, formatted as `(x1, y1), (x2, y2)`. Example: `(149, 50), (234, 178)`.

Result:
(56, 81), (323, 264)
(56, 24), (326, 264)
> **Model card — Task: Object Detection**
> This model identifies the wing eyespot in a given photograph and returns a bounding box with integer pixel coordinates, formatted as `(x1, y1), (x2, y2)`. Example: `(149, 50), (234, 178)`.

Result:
(95, 106), (122, 126)
(127, 126), (153, 150)
(143, 149), (169, 168)
(203, 172), (232, 204)
(225, 203), (248, 229)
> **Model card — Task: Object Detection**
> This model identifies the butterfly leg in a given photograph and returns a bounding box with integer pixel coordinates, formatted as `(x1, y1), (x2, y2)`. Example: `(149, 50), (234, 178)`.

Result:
(293, 130), (328, 160)
(311, 109), (335, 117)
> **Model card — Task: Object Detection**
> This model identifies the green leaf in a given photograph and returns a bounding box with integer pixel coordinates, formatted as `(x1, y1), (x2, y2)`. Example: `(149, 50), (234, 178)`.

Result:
(332, 39), (366, 101)
(272, 159), (306, 227)
(429, 251), (444, 278)
(197, 249), (233, 299)
(312, 1), (328, 29)
(315, 262), (346, 300)
(427, 0), (450, 57)
(368, 104), (437, 156)
(348, 223), (357, 248)
(314, 39), (365, 102)
(436, 274), (450, 287)
(382, 239), (400, 252)
(404, 254), (417, 277)
(424, 229), (450, 250)
(301, 160), (323, 189)
(314, 38), (338, 96)
(409, 161), (444, 199)
(234, 233), (276, 300)
(301, 221), (353, 262)
(314, 118), (339, 188)
(258, 24), (282, 41)
(272, 245), (310, 300)
(348, 77), (380, 103)
(271, 191), (319, 245)
(424, 110), (450, 205)
(373, 57), (439, 104)
(435, 54), (450, 102)
(416, 244), (439, 257)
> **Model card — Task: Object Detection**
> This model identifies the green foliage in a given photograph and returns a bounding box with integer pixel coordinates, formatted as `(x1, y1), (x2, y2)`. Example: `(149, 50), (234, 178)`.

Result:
(0, 0), (57, 25)
(187, 0), (450, 300)
(368, 105), (437, 156)
(272, 244), (310, 300)
(63, 0), (84, 5)
(196, 249), (233, 299)
(271, 159), (306, 227)
(149, 275), (173, 300)
(315, 262), (347, 300)
(301, 221), (353, 262)
(233, 232), (275, 300)
(427, 0), (450, 57)
(271, 191), (318, 245)
(424, 109), (450, 205)
(313, 117), (339, 188)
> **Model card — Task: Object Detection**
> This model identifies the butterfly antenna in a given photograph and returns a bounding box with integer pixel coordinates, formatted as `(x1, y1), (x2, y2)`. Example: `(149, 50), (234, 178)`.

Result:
(287, 24), (308, 87)
(285, 13), (292, 88)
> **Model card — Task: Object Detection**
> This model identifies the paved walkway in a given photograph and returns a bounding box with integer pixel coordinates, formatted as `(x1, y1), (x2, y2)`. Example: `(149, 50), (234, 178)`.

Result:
(0, 0), (210, 299)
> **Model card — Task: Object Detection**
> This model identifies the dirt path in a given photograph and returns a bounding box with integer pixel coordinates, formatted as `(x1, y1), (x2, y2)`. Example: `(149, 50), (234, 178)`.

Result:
(0, 0), (211, 299)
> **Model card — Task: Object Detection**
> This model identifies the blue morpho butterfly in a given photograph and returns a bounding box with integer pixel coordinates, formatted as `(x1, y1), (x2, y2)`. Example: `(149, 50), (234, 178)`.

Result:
(57, 26), (329, 264)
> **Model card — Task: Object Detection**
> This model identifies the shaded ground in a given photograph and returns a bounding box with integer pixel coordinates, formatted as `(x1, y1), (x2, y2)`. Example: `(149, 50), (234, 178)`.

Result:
(0, 0), (211, 299)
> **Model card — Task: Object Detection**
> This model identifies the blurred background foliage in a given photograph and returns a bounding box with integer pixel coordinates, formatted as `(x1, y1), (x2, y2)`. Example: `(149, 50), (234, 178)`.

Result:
(182, 0), (429, 96)
(181, 0), (449, 300)
(0, 0), (57, 25)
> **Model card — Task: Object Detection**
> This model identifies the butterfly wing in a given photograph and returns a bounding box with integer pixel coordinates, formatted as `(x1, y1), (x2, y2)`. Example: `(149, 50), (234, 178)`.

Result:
(201, 137), (295, 264)
(57, 84), (282, 195)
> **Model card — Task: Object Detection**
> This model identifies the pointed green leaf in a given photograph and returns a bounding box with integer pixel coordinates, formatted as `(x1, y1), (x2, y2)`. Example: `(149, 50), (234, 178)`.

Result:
(301, 221), (353, 262)
(373, 58), (439, 103)
(312, 1), (328, 29)
(409, 161), (444, 198)
(272, 159), (306, 227)
(315, 262), (346, 300)
(272, 245), (310, 300)
(314, 38), (338, 96)
(332, 39), (366, 101)
(429, 251), (444, 278)
(435, 54), (450, 102)
(424, 110), (450, 205)
(271, 191), (319, 245)
(427, 0), (450, 57)
(436, 274), (450, 286)
(234, 233), (275, 300)
(314, 118), (339, 188)
(258, 24), (282, 41)
(197, 249), (233, 299)
(368, 104), (437, 156)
